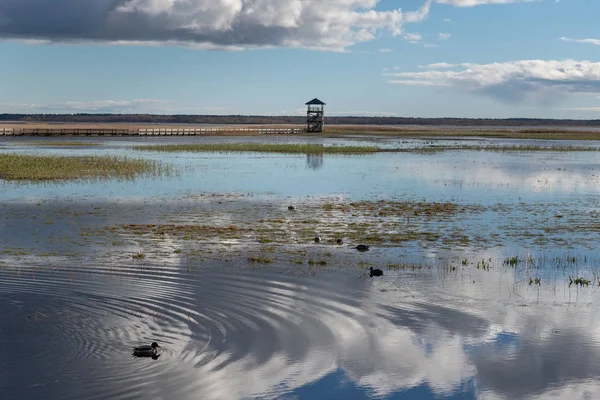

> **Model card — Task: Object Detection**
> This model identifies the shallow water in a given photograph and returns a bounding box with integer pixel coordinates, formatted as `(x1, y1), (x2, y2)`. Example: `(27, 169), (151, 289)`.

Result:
(3, 136), (600, 399)
(2, 136), (600, 204)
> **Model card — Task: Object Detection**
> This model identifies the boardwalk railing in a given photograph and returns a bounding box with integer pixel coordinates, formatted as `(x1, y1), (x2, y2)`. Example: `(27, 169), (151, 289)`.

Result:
(0, 127), (304, 136)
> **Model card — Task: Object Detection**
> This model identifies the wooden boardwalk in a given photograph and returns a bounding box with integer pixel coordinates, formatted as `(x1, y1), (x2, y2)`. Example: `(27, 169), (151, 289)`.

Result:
(0, 127), (304, 136)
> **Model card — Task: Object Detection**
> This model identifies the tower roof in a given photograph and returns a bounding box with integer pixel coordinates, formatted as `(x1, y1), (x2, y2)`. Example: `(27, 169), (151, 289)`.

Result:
(305, 98), (326, 105)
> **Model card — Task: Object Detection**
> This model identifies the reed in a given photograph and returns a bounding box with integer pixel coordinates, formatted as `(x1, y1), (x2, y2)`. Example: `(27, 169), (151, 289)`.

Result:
(0, 153), (173, 182)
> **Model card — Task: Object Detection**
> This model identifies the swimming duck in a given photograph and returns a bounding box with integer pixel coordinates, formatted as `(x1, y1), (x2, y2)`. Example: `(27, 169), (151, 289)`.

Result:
(133, 342), (160, 357)
(288, 205), (295, 211)
(355, 244), (369, 252)
(336, 238), (344, 245)
(369, 267), (384, 277)
(314, 236), (321, 243)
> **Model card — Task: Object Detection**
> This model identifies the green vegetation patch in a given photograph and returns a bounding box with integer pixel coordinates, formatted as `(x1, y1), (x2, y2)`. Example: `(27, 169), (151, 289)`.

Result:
(0, 153), (173, 182)
(133, 143), (379, 154)
(94, 199), (484, 252)
(15, 141), (104, 147)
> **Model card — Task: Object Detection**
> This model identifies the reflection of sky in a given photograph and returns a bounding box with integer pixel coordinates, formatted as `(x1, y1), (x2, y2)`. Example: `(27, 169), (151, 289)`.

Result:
(148, 262), (600, 400)
(4, 137), (600, 399)
(1, 138), (600, 203)
(4, 237), (600, 399)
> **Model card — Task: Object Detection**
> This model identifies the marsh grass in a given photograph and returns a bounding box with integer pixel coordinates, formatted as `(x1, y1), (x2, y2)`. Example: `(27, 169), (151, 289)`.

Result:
(133, 143), (379, 154)
(98, 200), (482, 251)
(0, 153), (173, 182)
(406, 144), (600, 154)
(325, 127), (600, 141)
(15, 141), (104, 147)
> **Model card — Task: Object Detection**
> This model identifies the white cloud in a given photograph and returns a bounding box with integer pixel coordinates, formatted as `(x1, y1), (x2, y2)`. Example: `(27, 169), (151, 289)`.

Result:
(560, 107), (600, 112)
(419, 62), (457, 68)
(0, 0), (546, 51)
(403, 32), (424, 43)
(386, 59), (600, 104)
(560, 37), (600, 46)
(444, 18), (452, 22)
(438, 32), (451, 40)
(0, 99), (173, 113)
(379, 48), (393, 53)
(436, 0), (536, 6)
(0, 0), (434, 52)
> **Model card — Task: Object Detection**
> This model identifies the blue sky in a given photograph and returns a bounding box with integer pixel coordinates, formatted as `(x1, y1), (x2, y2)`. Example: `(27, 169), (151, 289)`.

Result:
(0, 0), (598, 118)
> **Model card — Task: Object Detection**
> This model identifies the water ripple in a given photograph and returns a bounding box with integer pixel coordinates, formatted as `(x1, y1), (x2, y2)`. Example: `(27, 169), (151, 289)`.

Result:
(0, 259), (366, 399)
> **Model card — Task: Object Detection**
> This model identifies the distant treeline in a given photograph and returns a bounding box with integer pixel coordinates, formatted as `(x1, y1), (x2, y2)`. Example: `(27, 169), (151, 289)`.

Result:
(2, 114), (600, 126)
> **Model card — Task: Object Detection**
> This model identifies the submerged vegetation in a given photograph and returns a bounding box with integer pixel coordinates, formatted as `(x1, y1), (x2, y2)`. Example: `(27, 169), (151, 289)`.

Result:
(0, 153), (173, 182)
(3, 195), (600, 293)
(97, 199), (484, 251)
(133, 143), (379, 154)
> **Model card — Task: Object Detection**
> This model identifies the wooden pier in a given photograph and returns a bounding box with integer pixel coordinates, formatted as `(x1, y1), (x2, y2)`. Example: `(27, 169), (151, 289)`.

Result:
(0, 127), (304, 136)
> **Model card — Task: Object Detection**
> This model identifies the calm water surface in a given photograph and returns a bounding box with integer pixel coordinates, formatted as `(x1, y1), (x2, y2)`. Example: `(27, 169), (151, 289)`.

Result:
(2, 136), (600, 399)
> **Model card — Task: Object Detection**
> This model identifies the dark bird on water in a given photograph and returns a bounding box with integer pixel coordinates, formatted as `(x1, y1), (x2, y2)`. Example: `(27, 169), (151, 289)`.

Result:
(336, 238), (344, 245)
(133, 342), (161, 358)
(314, 236), (321, 243)
(355, 244), (369, 252)
(288, 205), (295, 211)
(369, 267), (384, 277)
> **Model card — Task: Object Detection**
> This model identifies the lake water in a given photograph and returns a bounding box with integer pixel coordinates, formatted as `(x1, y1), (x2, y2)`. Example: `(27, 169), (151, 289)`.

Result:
(2, 135), (600, 400)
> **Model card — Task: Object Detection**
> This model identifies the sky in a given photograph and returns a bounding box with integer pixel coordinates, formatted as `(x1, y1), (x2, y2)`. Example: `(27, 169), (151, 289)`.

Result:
(0, 0), (598, 118)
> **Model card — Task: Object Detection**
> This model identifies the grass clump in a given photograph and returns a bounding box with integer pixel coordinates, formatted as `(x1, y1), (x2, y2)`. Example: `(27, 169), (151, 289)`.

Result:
(504, 256), (520, 267)
(569, 276), (591, 287)
(133, 143), (379, 154)
(249, 256), (272, 264)
(0, 153), (172, 182)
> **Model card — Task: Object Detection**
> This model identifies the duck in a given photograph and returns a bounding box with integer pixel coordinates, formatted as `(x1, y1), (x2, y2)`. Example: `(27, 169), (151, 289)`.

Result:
(336, 238), (344, 245)
(369, 267), (384, 277)
(133, 342), (160, 357)
(288, 205), (295, 211)
(355, 244), (369, 252)
(314, 236), (321, 243)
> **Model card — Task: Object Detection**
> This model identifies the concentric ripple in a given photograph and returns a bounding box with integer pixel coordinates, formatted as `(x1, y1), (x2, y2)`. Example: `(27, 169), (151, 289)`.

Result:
(0, 257), (375, 400)
(5, 248), (600, 400)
